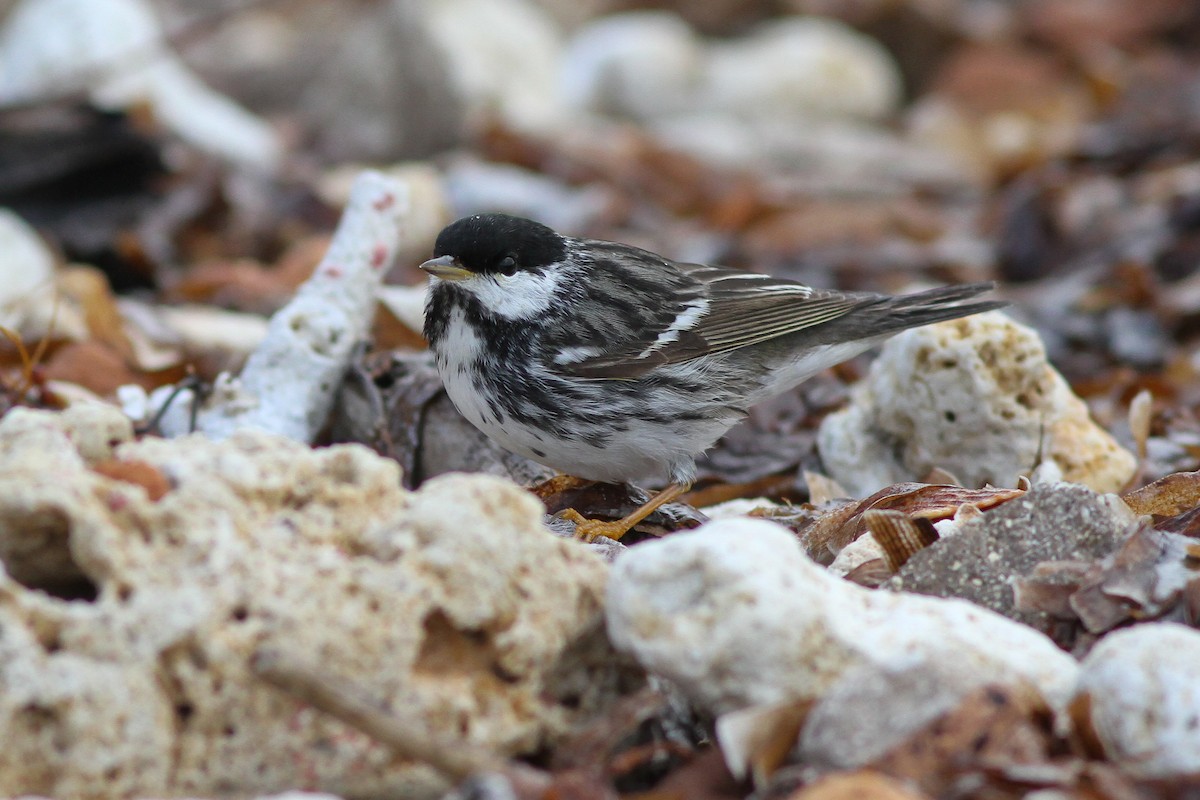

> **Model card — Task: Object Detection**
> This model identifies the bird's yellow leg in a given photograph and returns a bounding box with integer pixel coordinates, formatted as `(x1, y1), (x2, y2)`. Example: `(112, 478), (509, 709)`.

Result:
(560, 483), (688, 542)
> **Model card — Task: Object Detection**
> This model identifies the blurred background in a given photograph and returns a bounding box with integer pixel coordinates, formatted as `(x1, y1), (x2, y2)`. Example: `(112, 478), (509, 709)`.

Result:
(2, 0), (1200, 489)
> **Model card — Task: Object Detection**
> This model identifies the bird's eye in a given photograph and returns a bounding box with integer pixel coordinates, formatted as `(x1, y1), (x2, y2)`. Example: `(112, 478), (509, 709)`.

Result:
(497, 256), (518, 276)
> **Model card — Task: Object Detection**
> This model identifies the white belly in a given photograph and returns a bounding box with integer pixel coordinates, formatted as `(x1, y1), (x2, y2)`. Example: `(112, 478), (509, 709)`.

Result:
(432, 310), (735, 484)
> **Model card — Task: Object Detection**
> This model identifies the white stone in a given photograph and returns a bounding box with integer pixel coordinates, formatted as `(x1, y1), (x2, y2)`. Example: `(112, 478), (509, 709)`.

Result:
(827, 531), (883, 576)
(560, 12), (702, 121)
(818, 312), (1136, 495)
(0, 209), (55, 317)
(561, 14), (901, 125)
(607, 518), (1078, 763)
(0, 404), (618, 798)
(425, 0), (564, 131)
(703, 17), (901, 121)
(442, 159), (612, 235)
(1076, 623), (1200, 778)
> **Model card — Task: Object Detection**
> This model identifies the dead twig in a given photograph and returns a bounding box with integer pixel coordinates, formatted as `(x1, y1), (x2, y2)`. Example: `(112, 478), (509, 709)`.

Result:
(251, 646), (549, 791)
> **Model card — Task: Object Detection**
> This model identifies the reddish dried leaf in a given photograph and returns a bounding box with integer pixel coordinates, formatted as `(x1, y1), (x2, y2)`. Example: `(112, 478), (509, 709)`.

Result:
(785, 771), (930, 800)
(42, 341), (140, 396)
(716, 699), (813, 785)
(1056, 527), (1199, 634)
(843, 558), (893, 588)
(1024, 0), (1193, 52)
(932, 44), (1079, 116)
(865, 510), (940, 573)
(625, 746), (743, 800)
(91, 459), (171, 501)
(57, 266), (136, 363)
(1123, 470), (1200, 517)
(166, 258), (297, 314)
(371, 301), (428, 351)
(1157, 506), (1200, 538)
(1013, 576), (1085, 620)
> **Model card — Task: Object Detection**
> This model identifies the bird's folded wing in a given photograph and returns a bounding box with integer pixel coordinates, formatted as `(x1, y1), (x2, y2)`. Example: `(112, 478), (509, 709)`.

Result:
(559, 265), (867, 380)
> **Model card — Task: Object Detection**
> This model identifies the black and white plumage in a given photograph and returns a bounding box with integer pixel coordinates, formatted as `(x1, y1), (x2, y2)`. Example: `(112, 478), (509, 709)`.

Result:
(422, 213), (1005, 488)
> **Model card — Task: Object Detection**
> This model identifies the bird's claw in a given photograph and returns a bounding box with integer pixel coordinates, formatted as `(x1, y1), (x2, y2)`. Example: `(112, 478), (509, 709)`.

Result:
(557, 508), (632, 543)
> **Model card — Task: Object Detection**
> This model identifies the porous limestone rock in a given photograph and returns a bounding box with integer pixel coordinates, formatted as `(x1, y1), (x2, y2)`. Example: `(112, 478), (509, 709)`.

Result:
(0, 404), (621, 799)
(1076, 623), (1200, 778)
(606, 518), (1078, 766)
(818, 312), (1136, 496)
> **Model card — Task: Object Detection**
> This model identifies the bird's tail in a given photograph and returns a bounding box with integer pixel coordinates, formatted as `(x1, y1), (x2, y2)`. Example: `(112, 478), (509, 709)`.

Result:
(860, 282), (1007, 337)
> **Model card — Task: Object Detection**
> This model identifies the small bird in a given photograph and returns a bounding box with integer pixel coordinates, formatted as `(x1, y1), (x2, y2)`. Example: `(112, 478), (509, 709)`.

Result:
(421, 213), (1005, 541)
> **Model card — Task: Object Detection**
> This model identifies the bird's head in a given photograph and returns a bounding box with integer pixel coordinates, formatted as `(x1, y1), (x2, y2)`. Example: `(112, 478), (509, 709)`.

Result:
(421, 213), (570, 320)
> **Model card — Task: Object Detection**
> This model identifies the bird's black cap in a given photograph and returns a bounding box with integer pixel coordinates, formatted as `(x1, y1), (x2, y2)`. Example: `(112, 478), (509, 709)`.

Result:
(433, 213), (567, 276)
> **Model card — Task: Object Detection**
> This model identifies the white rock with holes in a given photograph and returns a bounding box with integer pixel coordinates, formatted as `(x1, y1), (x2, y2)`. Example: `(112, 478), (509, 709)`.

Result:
(1076, 623), (1200, 778)
(606, 518), (1079, 765)
(818, 312), (1136, 495)
(0, 404), (620, 798)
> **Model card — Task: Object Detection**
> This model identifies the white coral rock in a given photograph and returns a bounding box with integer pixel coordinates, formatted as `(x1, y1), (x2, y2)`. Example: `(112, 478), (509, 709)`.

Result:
(606, 518), (1078, 764)
(1076, 623), (1200, 778)
(818, 311), (1136, 495)
(0, 404), (618, 798)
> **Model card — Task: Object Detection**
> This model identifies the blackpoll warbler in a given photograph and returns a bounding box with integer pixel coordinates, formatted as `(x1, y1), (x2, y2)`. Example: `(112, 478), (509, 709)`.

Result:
(422, 213), (1004, 541)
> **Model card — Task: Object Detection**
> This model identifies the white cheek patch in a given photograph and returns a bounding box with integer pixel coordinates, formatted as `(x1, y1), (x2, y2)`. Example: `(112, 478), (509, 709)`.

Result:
(466, 268), (563, 320)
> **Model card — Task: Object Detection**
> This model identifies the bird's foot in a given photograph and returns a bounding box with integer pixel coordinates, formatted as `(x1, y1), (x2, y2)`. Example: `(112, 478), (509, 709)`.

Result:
(558, 483), (688, 542)
(558, 508), (637, 542)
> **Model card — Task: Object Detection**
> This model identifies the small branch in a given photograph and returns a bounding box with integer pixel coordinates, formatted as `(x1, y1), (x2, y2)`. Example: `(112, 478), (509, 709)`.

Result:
(251, 647), (502, 781)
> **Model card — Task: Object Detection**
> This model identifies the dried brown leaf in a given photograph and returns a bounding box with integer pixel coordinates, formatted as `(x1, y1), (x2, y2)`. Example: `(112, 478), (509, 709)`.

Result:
(1122, 469), (1200, 517)
(625, 746), (743, 800)
(865, 510), (940, 573)
(784, 771), (930, 800)
(57, 266), (135, 362)
(804, 470), (849, 505)
(844, 558), (894, 588)
(716, 698), (812, 785)
(91, 459), (171, 501)
(42, 340), (140, 396)
(1012, 577), (1083, 620)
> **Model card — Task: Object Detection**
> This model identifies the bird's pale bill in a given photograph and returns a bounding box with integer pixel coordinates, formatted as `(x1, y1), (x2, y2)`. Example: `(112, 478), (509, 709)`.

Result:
(420, 255), (473, 282)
